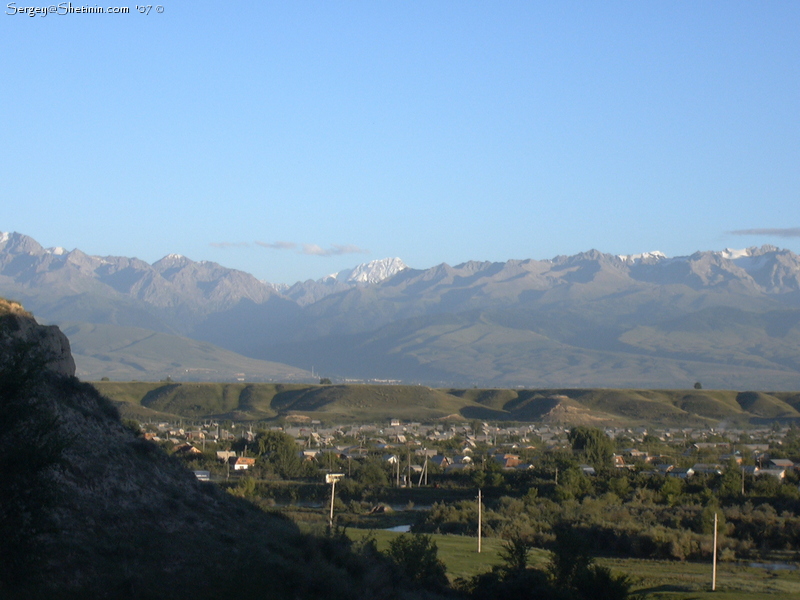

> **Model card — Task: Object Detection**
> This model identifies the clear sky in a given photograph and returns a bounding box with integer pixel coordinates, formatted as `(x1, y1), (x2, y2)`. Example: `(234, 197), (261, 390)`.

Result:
(2, 2), (798, 283)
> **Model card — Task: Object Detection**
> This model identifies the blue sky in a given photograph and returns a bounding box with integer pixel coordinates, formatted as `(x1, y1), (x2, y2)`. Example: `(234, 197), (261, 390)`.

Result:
(2, 2), (798, 283)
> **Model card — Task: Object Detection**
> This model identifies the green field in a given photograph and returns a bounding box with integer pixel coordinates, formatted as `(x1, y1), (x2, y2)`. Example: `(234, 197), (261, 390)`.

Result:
(345, 528), (800, 599)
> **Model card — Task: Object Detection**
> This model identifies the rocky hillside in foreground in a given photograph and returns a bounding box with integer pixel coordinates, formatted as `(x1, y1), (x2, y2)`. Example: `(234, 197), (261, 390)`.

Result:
(0, 303), (421, 599)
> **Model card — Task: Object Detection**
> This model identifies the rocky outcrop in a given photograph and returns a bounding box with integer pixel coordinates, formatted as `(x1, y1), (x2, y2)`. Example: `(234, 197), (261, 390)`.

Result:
(0, 298), (75, 377)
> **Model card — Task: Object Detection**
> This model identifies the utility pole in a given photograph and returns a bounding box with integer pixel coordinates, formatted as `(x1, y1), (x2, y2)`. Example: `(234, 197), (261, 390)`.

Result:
(407, 444), (412, 489)
(477, 488), (482, 553)
(326, 473), (344, 528)
(712, 512), (718, 591)
(418, 452), (429, 487)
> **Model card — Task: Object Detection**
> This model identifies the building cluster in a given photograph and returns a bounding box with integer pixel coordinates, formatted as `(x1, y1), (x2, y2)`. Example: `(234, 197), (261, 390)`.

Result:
(138, 418), (799, 484)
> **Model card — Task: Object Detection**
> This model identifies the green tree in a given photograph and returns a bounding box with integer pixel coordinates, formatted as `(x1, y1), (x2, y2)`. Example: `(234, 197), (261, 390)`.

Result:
(498, 531), (532, 576)
(568, 426), (614, 469)
(717, 462), (744, 499)
(254, 430), (302, 479)
(659, 475), (685, 506)
(549, 523), (592, 589)
(549, 523), (631, 600)
(354, 458), (389, 486)
(385, 534), (448, 591)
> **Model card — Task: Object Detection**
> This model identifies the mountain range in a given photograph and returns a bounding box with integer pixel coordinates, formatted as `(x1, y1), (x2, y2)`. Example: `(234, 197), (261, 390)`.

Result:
(2, 231), (800, 389)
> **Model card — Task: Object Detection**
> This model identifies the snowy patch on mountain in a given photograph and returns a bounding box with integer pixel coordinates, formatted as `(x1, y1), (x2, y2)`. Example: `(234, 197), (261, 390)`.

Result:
(325, 257), (408, 284)
(719, 248), (751, 260)
(617, 251), (667, 263)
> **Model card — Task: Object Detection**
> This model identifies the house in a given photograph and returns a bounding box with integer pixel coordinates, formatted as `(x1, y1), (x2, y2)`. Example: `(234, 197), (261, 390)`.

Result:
(415, 448), (439, 458)
(668, 467), (695, 478)
(770, 459), (794, 469)
(230, 457), (256, 471)
(493, 454), (521, 469)
(757, 468), (786, 480)
(622, 449), (649, 462)
(692, 463), (724, 475)
(444, 463), (471, 474)
(173, 443), (202, 457)
(193, 470), (210, 481)
(720, 453), (743, 465)
(430, 456), (451, 469)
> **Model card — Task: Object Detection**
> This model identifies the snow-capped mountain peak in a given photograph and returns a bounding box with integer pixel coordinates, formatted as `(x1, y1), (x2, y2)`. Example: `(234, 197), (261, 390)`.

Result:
(325, 257), (408, 284)
(153, 253), (191, 269)
(719, 248), (752, 260)
(617, 251), (667, 263)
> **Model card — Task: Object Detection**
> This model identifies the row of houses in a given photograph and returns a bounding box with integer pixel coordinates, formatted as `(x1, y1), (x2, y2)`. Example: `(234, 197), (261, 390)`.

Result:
(147, 417), (799, 483)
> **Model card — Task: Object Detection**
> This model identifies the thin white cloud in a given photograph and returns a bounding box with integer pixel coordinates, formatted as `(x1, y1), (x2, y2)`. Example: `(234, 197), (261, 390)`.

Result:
(255, 241), (297, 250)
(215, 240), (369, 256)
(210, 241), (250, 248)
(300, 243), (369, 257)
(729, 228), (800, 238)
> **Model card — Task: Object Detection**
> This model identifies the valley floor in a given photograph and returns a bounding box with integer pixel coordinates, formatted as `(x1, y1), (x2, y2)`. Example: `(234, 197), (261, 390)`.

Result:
(345, 528), (800, 600)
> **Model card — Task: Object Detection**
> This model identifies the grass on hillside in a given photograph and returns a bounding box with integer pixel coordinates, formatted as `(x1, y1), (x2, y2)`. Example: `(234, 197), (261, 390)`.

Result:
(91, 381), (800, 426)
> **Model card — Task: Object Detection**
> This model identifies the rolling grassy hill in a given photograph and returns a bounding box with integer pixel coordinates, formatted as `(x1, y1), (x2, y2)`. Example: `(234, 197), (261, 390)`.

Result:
(92, 381), (800, 426)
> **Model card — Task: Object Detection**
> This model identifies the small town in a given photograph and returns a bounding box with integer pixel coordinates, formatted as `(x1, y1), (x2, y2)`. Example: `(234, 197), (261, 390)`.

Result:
(148, 418), (799, 485)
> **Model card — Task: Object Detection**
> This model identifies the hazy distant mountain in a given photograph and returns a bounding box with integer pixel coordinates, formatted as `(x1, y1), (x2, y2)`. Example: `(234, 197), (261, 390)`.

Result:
(241, 246), (800, 388)
(4, 231), (800, 388)
(0, 232), (283, 332)
(0, 232), (309, 381)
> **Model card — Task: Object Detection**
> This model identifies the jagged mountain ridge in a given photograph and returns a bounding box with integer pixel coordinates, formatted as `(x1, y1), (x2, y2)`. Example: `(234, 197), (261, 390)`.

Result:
(0, 232), (408, 323)
(3, 231), (800, 387)
(220, 245), (800, 388)
(0, 232), (280, 332)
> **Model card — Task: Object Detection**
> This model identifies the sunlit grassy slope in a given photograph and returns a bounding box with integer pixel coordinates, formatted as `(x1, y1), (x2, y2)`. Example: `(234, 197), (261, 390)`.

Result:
(92, 382), (800, 425)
